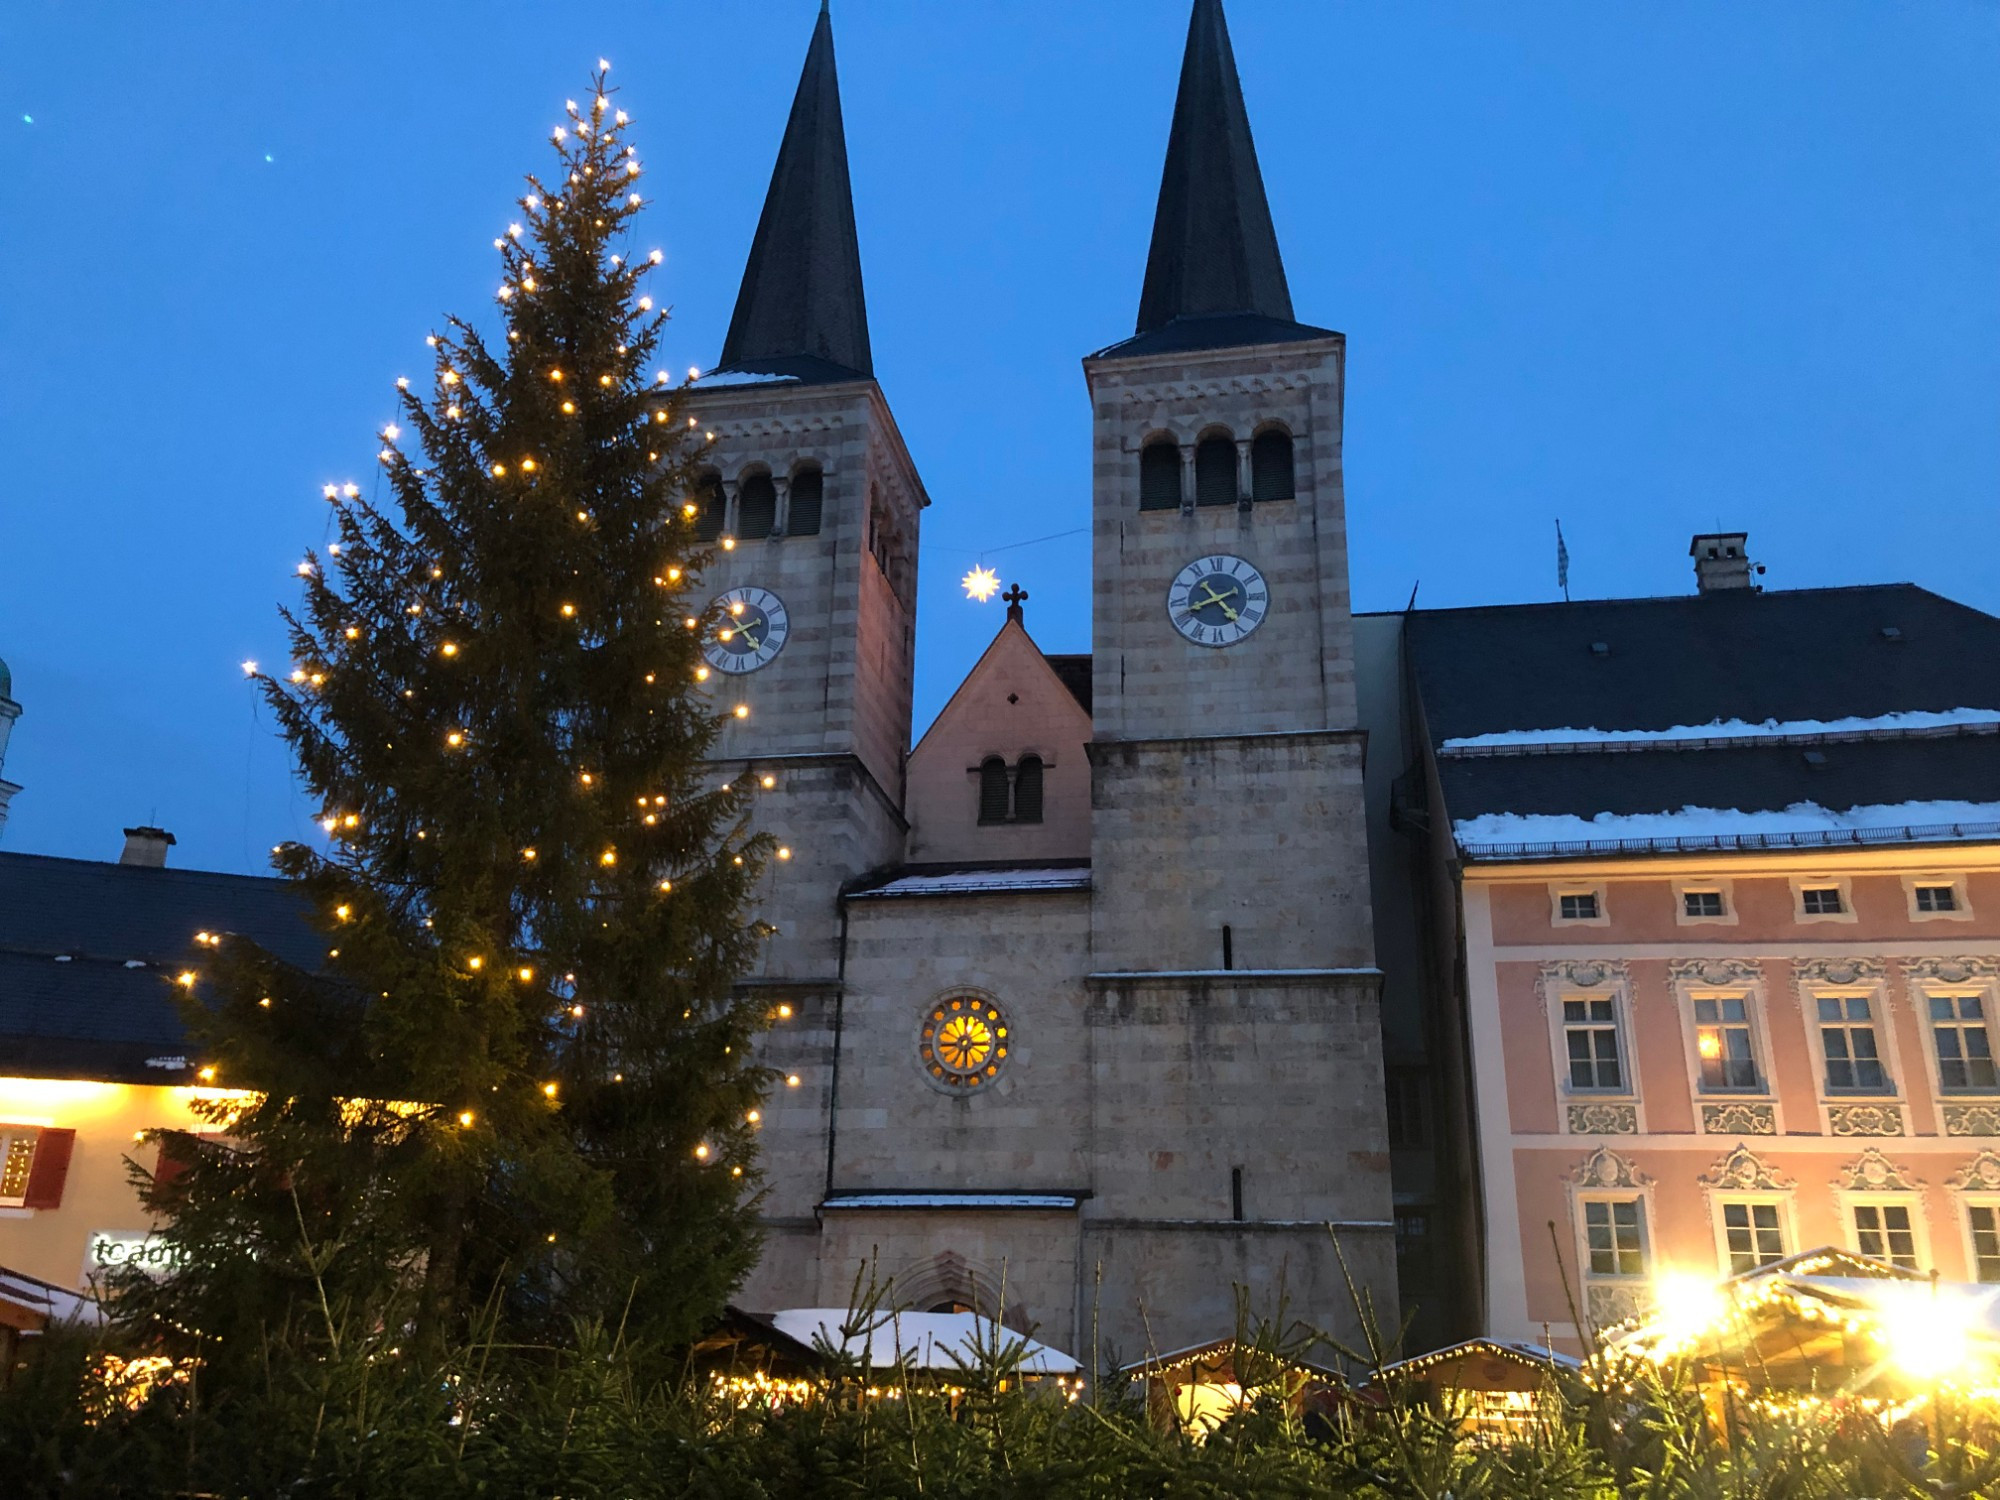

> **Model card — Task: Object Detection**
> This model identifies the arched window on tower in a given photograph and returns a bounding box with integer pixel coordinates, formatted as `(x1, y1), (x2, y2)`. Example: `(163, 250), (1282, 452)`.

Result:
(1252, 428), (1295, 501)
(788, 465), (824, 536)
(978, 758), (1010, 825)
(691, 471), (724, 542)
(1013, 756), (1044, 824)
(737, 470), (777, 539)
(1195, 433), (1237, 507)
(1139, 437), (1181, 511)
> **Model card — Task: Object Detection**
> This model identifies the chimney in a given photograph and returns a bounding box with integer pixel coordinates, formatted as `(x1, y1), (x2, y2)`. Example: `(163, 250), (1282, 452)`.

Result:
(119, 826), (176, 867)
(1690, 531), (1759, 594)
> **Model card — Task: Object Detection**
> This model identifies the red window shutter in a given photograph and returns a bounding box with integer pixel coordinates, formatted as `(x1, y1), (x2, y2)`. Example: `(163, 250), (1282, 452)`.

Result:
(22, 1127), (75, 1209)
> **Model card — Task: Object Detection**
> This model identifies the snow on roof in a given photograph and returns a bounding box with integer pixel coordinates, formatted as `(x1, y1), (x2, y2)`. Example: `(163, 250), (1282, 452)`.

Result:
(1442, 708), (2000, 754)
(0, 1265), (103, 1328)
(764, 1308), (1079, 1374)
(851, 866), (1091, 899)
(822, 1192), (1081, 1211)
(694, 368), (801, 387)
(1457, 800), (2000, 858)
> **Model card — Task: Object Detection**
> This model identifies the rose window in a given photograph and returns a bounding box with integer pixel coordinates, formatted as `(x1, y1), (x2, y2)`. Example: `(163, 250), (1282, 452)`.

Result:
(920, 996), (1009, 1091)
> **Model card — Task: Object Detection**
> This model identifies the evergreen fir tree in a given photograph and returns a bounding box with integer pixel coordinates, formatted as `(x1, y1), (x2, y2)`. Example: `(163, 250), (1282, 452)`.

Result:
(126, 70), (774, 1362)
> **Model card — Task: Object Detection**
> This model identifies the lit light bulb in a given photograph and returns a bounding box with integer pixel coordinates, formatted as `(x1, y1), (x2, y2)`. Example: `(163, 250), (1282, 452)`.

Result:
(542, 1082), (559, 1098)
(760, 775), (775, 789)
(658, 879), (672, 892)
(694, 1144), (709, 1160)
(786, 1074), (801, 1088)
(446, 731), (465, 747)
(517, 966), (534, 982)
(746, 1110), (760, 1124)
(343, 482), (360, 497)
(382, 423), (400, 440)
(777, 1004), (793, 1019)
(323, 483), (339, 499)
(963, 566), (1001, 602)
(560, 603), (576, 618)
(777, 847), (792, 861)
(733, 704), (749, 719)
(459, 1110), (475, 1127)
(522, 847), (537, 861)
(241, 659), (258, 676)
(467, 956), (484, 971)
(599, 849), (617, 866)
(440, 642), (458, 657)
(694, 667), (709, 681)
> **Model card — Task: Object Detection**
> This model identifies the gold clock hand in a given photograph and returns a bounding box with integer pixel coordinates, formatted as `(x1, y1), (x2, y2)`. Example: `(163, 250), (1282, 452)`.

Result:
(1194, 584), (1240, 621)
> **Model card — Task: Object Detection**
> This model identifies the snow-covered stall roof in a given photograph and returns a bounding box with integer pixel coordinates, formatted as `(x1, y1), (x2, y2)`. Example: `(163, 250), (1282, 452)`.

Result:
(764, 1308), (1079, 1374)
(1442, 708), (2000, 754)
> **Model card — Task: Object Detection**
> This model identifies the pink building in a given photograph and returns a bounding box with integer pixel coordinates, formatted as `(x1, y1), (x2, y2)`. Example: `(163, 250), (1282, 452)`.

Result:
(1384, 538), (2000, 1348)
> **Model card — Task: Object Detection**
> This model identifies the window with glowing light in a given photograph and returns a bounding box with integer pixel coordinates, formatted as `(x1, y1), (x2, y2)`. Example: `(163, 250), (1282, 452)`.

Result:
(1930, 992), (1998, 1092)
(919, 995), (1010, 1092)
(1852, 1202), (1919, 1271)
(1692, 994), (1761, 1092)
(1721, 1200), (1787, 1275)
(1582, 1198), (1647, 1277)
(0, 1130), (36, 1206)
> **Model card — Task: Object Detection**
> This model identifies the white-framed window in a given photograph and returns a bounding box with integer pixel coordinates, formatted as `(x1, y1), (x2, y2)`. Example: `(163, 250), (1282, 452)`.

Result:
(1850, 1199), (1922, 1271)
(1550, 884), (1609, 927)
(1562, 993), (1627, 1092)
(1792, 875), (1857, 924)
(1690, 992), (1764, 1093)
(1965, 1200), (2000, 1284)
(1674, 879), (1736, 926)
(1929, 991), (1999, 1093)
(1815, 992), (1893, 1094)
(1580, 1195), (1649, 1279)
(1905, 875), (1973, 923)
(1717, 1198), (1790, 1275)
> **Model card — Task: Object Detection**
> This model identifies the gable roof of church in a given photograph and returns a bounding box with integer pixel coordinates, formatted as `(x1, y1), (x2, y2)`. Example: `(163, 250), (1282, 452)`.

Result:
(712, 1), (873, 384)
(1092, 0), (1336, 363)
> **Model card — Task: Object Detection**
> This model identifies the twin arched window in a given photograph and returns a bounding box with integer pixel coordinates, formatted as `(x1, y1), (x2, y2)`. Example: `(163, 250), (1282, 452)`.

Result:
(978, 755), (1044, 826)
(1137, 428), (1295, 509)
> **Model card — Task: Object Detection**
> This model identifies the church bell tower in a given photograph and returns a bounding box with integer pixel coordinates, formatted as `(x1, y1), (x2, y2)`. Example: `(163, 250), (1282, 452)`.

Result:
(683, 1), (926, 981)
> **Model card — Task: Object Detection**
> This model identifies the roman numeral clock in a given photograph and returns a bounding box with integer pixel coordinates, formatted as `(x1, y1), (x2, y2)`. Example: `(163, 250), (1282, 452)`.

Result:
(1167, 554), (1267, 648)
(705, 586), (790, 674)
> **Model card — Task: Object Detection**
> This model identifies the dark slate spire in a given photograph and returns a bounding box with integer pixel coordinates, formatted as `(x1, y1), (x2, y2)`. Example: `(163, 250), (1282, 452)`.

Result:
(1099, 0), (1331, 359)
(715, 1), (872, 382)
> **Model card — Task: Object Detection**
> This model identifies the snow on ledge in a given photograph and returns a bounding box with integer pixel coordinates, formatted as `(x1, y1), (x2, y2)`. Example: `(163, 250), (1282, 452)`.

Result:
(822, 1193), (1080, 1211)
(1457, 800), (2000, 859)
(765, 1308), (1079, 1374)
(1442, 708), (2000, 753)
(853, 867), (1090, 899)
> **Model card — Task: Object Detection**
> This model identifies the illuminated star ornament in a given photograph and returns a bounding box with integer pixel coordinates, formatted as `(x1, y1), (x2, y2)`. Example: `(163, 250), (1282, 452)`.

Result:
(962, 566), (1001, 603)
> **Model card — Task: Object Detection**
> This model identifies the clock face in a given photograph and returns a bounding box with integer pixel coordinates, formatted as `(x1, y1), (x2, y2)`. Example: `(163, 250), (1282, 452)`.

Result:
(705, 587), (789, 674)
(1167, 554), (1268, 648)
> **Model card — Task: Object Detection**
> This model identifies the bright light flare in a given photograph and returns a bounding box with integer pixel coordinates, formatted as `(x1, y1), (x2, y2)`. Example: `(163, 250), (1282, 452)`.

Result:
(962, 566), (1001, 603)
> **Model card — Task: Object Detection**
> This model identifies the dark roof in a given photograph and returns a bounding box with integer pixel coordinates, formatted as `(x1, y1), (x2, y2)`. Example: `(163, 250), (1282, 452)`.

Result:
(0, 852), (316, 1083)
(1406, 585), (2000, 745)
(1042, 653), (1093, 715)
(1101, 0), (1330, 361)
(1404, 584), (2000, 835)
(712, 2), (872, 385)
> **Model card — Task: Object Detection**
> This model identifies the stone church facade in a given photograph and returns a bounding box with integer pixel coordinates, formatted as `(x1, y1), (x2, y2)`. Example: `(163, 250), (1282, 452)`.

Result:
(680, 0), (1397, 1364)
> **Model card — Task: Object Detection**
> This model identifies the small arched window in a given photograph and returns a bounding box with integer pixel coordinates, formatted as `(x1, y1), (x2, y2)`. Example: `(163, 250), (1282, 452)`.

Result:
(691, 471), (724, 542)
(1013, 756), (1044, 824)
(978, 758), (1011, 825)
(1252, 429), (1294, 501)
(1139, 438), (1181, 511)
(737, 471), (777, 539)
(1194, 435), (1237, 507)
(788, 466), (824, 536)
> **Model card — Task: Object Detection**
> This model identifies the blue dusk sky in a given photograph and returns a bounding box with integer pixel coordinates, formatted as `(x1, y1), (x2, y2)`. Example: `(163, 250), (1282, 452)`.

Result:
(1, 2), (1996, 875)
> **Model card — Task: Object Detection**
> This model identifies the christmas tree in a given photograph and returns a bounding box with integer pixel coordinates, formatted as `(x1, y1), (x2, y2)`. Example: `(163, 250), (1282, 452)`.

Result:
(127, 68), (775, 1361)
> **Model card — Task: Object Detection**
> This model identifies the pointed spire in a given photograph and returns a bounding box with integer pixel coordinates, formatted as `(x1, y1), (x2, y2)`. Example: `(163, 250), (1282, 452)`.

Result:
(716, 2), (872, 382)
(1133, 0), (1299, 341)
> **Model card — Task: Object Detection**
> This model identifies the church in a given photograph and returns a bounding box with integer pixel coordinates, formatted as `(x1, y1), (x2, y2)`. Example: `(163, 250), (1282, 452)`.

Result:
(684, 0), (1399, 1364)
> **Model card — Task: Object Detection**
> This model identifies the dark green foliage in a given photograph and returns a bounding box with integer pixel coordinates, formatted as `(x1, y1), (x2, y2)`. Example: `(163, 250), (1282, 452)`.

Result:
(9, 1313), (2000, 1499)
(115, 73), (772, 1371)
